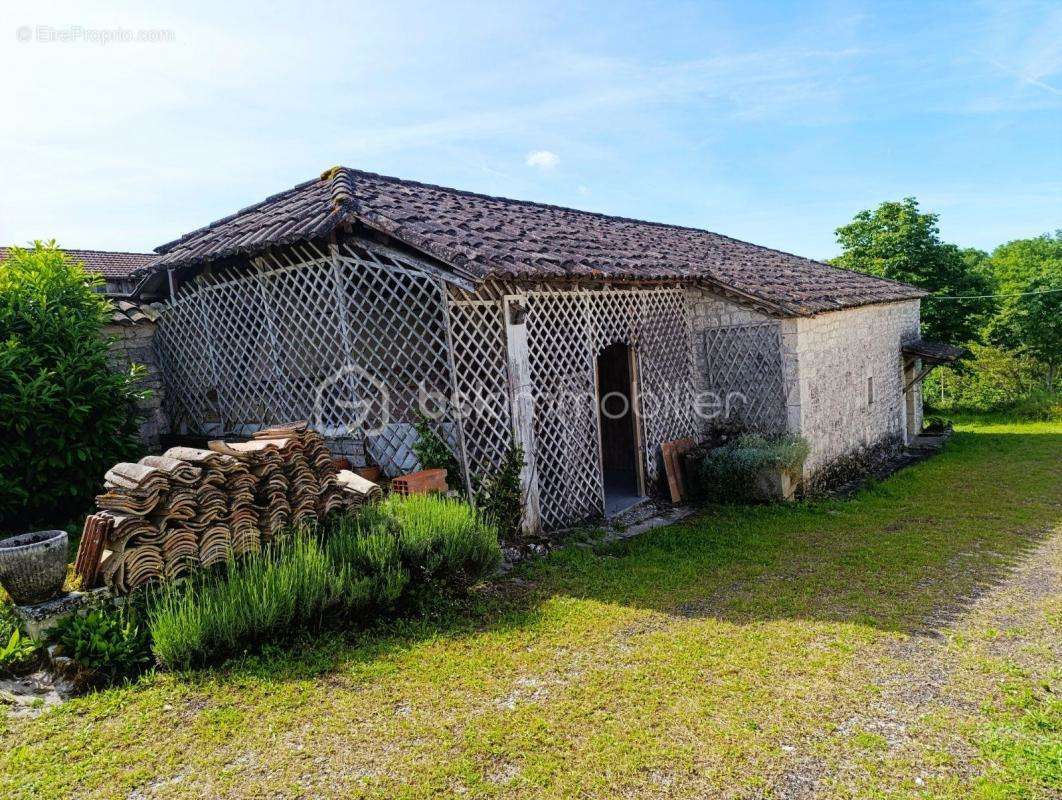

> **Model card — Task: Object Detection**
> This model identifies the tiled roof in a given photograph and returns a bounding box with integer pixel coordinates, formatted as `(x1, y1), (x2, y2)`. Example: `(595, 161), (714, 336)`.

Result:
(902, 339), (965, 363)
(142, 167), (925, 315)
(107, 299), (162, 326)
(0, 246), (154, 279)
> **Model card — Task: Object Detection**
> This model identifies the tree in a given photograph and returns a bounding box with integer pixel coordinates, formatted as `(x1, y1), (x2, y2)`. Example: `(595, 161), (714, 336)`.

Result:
(0, 242), (145, 529)
(986, 232), (1062, 389)
(832, 198), (995, 344)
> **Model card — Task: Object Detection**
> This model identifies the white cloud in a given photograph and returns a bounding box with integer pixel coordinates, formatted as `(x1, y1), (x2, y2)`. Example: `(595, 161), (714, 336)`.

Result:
(577, 185), (590, 196)
(525, 150), (559, 170)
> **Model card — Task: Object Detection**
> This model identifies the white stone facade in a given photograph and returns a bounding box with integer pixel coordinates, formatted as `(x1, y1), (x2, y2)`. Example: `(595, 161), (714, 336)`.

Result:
(783, 299), (922, 476)
(688, 289), (922, 482)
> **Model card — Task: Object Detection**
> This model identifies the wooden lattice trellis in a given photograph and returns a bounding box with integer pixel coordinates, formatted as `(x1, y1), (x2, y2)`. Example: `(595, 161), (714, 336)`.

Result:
(154, 240), (470, 482)
(446, 299), (513, 482)
(702, 321), (787, 435)
(524, 286), (697, 529)
(155, 243), (700, 530)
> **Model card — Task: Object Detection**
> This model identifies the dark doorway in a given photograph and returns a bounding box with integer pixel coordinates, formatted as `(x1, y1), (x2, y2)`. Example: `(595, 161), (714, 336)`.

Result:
(596, 342), (643, 515)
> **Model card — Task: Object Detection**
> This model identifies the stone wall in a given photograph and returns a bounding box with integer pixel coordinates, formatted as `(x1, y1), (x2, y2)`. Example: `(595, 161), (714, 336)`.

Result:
(787, 299), (921, 477)
(103, 320), (168, 449)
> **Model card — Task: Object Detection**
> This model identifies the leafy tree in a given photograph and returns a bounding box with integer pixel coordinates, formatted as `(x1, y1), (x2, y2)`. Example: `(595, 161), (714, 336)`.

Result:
(832, 198), (995, 344)
(985, 232), (1062, 390)
(0, 242), (145, 530)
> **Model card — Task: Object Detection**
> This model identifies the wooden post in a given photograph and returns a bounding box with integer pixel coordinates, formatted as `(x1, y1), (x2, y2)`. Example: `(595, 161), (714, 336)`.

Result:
(503, 295), (541, 534)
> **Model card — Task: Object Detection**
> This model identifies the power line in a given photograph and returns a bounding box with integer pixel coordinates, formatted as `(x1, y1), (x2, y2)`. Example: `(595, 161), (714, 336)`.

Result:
(924, 286), (1062, 301)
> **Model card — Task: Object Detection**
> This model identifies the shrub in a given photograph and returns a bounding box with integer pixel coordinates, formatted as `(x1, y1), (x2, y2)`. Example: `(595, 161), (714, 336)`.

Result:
(148, 497), (501, 669)
(474, 444), (525, 542)
(694, 434), (809, 504)
(148, 532), (350, 670)
(922, 415), (952, 433)
(923, 343), (1047, 413)
(0, 604), (38, 676)
(380, 494), (501, 590)
(147, 495), (500, 669)
(0, 242), (145, 529)
(48, 606), (151, 687)
(325, 512), (408, 610)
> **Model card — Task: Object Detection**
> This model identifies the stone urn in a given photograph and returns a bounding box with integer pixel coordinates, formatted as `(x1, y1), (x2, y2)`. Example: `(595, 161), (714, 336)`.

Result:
(0, 529), (68, 605)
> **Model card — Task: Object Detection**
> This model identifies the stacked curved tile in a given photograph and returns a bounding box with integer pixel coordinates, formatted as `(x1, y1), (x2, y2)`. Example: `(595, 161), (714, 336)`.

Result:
(76, 423), (377, 594)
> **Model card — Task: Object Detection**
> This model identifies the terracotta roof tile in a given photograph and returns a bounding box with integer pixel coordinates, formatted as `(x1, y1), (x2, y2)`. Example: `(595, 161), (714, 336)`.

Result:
(139, 167), (925, 315)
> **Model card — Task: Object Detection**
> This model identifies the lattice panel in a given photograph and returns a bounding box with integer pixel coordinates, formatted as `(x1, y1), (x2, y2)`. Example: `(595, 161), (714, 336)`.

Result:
(154, 241), (467, 480)
(447, 300), (512, 482)
(525, 287), (696, 529)
(702, 322), (786, 435)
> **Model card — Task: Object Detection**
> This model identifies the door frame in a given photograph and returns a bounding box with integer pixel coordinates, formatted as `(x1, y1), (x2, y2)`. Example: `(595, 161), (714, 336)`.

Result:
(593, 341), (647, 504)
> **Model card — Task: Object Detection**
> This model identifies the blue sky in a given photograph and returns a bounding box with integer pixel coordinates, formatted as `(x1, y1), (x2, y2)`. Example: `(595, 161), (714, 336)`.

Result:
(1, 1), (1059, 260)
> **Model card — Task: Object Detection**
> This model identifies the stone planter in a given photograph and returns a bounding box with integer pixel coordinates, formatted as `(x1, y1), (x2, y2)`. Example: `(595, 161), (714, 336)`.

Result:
(753, 467), (800, 502)
(0, 530), (68, 605)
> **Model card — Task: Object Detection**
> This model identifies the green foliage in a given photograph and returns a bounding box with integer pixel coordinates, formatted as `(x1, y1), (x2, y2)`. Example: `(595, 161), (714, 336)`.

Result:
(921, 415), (951, 433)
(0, 241), (145, 529)
(832, 198), (995, 344)
(148, 532), (351, 670)
(325, 511), (409, 609)
(923, 343), (1057, 416)
(474, 444), (525, 541)
(380, 494), (501, 590)
(412, 412), (464, 493)
(48, 606), (151, 686)
(0, 604), (38, 676)
(694, 434), (810, 504)
(149, 497), (500, 669)
(985, 232), (1062, 381)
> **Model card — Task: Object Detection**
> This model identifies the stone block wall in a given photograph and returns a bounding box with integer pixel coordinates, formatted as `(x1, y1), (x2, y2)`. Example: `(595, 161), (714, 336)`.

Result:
(103, 321), (168, 449)
(787, 299), (921, 477)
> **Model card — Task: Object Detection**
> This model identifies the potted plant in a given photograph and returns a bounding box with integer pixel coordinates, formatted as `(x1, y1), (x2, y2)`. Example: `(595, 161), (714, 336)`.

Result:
(693, 434), (809, 504)
(0, 529), (69, 605)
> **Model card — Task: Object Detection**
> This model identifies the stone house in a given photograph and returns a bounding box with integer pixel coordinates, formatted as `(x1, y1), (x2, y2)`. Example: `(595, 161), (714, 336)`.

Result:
(130, 167), (948, 531)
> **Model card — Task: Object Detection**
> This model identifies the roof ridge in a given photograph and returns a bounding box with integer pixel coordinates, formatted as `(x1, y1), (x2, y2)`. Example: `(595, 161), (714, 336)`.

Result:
(337, 166), (857, 274)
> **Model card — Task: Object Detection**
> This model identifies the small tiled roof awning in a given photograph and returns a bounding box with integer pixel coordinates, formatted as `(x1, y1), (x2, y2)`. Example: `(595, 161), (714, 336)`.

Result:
(902, 339), (965, 364)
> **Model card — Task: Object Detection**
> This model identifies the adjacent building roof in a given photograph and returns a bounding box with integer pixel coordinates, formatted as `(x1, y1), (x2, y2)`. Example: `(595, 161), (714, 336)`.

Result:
(139, 167), (925, 316)
(0, 246), (154, 280)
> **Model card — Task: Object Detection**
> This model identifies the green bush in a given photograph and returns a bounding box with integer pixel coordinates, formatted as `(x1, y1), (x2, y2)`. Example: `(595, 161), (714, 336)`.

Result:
(148, 532), (351, 670)
(0, 242), (145, 529)
(148, 497), (501, 669)
(48, 606), (151, 687)
(923, 343), (1049, 413)
(325, 511), (408, 609)
(474, 444), (525, 542)
(412, 412), (465, 493)
(922, 414), (952, 433)
(694, 434), (810, 505)
(381, 494), (501, 590)
(0, 604), (39, 676)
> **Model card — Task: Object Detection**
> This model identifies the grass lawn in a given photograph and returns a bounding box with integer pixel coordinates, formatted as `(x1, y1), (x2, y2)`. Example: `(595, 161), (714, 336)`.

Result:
(2, 418), (1059, 799)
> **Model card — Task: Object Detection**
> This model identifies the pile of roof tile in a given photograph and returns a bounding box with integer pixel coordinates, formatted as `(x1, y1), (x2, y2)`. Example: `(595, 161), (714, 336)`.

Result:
(75, 422), (379, 595)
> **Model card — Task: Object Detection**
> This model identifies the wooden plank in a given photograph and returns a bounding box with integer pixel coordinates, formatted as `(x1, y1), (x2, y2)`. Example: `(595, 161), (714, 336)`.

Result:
(503, 295), (541, 534)
(661, 437), (696, 503)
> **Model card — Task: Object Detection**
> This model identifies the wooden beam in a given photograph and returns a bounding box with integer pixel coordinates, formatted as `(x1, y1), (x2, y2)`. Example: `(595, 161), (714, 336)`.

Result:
(503, 295), (541, 534)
